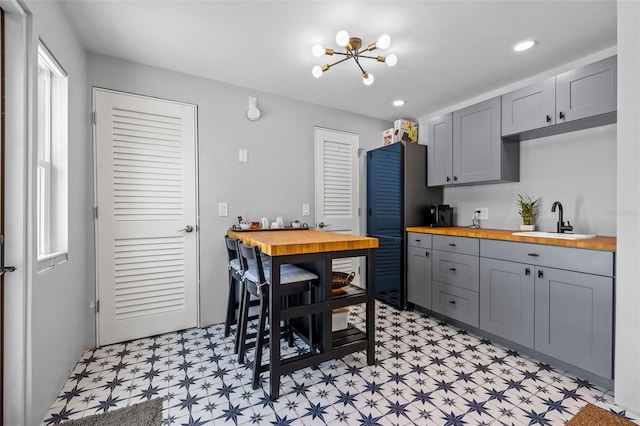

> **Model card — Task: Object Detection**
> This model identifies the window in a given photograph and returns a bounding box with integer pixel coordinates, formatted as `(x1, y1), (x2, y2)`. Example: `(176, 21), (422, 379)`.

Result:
(37, 42), (68, 272)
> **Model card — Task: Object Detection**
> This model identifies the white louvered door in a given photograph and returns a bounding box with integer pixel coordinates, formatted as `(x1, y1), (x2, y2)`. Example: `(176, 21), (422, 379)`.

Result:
(94, 89), (198, 346)
(313, 128), (361, 285)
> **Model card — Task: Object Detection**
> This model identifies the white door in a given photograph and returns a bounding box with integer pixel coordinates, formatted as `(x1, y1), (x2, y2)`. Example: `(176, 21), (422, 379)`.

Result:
(94, 89), (198, 346)
(313, 127), (361, 284)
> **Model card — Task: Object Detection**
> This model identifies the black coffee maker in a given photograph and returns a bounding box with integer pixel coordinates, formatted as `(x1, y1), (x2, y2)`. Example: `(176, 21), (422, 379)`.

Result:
(427, 204), (453, 227)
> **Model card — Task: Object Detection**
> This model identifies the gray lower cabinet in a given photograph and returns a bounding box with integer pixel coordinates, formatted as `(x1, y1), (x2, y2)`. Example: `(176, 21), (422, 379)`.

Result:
(431, 235), (480, 326)
(479, 258), (534, 348)
(480, 238), (614, 380)
(534, 266), (613, 379)
(407, 245), (432, 309)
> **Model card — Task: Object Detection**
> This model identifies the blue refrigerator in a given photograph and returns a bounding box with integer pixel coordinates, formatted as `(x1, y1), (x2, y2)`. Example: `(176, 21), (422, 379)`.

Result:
(366, 142), (443, 309)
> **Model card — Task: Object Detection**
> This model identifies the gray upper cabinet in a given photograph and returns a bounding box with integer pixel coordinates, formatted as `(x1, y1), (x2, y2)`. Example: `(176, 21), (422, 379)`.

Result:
(427, 97), (519, 186)
(502, 56), (617, 141)
(556, 56), (617, 123)
(501, 77), (556, 136)
(426, 113), (453, 186)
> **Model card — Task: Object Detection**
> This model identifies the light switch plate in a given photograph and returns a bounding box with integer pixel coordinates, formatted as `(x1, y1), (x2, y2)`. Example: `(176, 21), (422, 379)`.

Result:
(302, 203), (310, 216)
(476, 207), (489, 220)
(239, 149), (248, 163)
(218, 202), (228, 217)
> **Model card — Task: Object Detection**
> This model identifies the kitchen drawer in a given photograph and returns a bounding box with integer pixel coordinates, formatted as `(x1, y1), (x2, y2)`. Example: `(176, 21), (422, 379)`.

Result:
(407, 232), (432, 249)
(433, 235), (479, 256)
(480, 239), (614, 276)
(432, 250), (480, 291)
(432, 281), (479, 327)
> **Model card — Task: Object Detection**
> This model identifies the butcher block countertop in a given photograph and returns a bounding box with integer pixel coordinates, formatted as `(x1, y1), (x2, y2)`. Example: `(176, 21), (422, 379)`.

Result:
(227, 229), (378, 256)
(406, 226), (617, 251)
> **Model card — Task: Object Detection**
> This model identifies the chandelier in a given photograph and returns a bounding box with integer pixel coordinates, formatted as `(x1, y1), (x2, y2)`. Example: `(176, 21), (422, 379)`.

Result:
(311, 30), (398, 86)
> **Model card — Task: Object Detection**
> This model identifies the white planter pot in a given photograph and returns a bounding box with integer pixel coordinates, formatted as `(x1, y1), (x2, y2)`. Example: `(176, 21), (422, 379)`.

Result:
(520, 224), (535, 231)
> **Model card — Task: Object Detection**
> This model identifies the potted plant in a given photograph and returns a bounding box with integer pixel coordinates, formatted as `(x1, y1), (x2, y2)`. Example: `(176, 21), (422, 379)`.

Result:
(517, 194), (540, 231)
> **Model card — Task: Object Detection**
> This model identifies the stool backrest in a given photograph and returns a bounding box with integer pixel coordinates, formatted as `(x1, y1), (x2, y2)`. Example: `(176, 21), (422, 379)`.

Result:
(237, 242), (268, 285)
(225, 236), (239, 263)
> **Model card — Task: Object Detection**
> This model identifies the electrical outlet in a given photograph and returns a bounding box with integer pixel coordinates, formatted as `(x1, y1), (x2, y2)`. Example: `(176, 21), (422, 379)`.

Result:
(218, 202), (228, 217)
(302, 204), (310, 216)
(476, 208), (489, 220)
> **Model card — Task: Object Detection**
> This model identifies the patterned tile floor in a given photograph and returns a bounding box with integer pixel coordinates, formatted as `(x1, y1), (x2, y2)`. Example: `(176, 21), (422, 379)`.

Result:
(43, 301), (637, 425)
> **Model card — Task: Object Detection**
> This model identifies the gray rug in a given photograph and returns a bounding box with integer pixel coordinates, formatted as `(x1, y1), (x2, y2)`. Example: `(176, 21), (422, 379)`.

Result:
(62, 398), (163, 426)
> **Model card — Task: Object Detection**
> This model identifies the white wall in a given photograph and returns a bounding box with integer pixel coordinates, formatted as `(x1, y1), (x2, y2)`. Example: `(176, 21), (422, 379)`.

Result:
(614, 0), (640, 413)
(4, 1), (95, 424)
(444, 124), (616, 235)
(87, 53), (389, 327)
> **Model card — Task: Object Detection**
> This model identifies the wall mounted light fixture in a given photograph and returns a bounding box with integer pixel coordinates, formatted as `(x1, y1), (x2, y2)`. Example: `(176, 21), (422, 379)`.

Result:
(311, 31), (398, 86)
(247, 96), (261, 121)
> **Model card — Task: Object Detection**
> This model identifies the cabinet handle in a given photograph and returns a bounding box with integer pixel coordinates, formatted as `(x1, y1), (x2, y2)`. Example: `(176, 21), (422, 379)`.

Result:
(525, 268), (530, 276)
(446, 176), (451, 182)
(449, 267), (456, 272)
(453, 176), (458, 181)
(448, 300), (456, 304)
(538, 270), (544, 279)
(425, 251), (430, 257)
(527, 253), (539, 257)
(559, 111), (565, 120)
(415, 239), (421, 242)
(546, 115), (552, 123)
(449, 243), (456, 247)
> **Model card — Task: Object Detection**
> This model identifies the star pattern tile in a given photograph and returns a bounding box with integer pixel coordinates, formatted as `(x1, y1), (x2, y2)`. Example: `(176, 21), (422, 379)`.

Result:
(43, 301), (637, 425)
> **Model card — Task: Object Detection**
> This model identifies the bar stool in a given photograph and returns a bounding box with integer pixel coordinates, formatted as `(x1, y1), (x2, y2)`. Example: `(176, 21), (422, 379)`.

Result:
(235, 241), (318, 390)
(224, 236), (260, 339)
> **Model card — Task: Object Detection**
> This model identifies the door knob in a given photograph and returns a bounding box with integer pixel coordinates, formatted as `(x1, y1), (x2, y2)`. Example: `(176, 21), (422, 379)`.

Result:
(318, 222), (331, 229)
(178, 225), (194, 233)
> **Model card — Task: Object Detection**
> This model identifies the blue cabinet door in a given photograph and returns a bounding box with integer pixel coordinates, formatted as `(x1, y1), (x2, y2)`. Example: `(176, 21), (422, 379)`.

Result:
(367, 143), (401, 237)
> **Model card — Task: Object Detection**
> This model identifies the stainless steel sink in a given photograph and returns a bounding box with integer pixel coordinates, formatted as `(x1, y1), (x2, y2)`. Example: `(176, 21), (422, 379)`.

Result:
(511, 231), (596, 240)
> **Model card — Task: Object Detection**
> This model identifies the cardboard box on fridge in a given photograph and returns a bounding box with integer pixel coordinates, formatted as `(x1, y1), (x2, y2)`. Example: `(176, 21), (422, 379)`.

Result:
(393, 119), (418, 143)
(383, 128), (394, 145)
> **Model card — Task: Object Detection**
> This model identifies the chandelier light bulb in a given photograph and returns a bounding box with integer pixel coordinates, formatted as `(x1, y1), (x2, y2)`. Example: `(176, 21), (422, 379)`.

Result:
(336, 30), (350, 47)
(385, 53), (398, 67)
(377, 34), (391, 49)
(363, 72), (374, 86)
(312, 43), (325, 58)
(312, 65), (323, 78)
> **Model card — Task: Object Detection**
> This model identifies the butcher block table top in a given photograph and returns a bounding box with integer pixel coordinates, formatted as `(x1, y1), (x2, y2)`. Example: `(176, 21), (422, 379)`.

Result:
(227, 229), (379, 256)
(406, 226), (617, 251)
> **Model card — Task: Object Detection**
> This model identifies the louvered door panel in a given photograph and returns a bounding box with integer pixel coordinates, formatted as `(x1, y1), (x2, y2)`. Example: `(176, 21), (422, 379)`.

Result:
(95, 89), (198, 346)
(322, 141), (353, 218)
(314, 128), (361, 286)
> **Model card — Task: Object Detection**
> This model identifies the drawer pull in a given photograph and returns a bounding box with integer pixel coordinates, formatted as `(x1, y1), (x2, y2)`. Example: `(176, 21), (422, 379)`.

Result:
(449, 267), (456, 272)
(448, 300), (456, 304)
(448, 243), (456, 247)
(415, 239), (421, 242)
(527, 253), (539, 257)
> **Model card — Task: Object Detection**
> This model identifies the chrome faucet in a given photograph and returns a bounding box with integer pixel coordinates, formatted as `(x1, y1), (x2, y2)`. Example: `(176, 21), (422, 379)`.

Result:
(551, 201), (573, 233)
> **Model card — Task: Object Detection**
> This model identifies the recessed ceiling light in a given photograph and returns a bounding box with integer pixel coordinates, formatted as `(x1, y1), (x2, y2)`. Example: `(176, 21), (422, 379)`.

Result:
(393, 100), (405, 107)
(513, 39), (536, 52)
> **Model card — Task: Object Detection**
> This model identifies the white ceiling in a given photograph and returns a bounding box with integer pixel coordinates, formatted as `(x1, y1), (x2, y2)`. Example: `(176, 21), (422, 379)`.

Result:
(59, 0), (617, 122)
